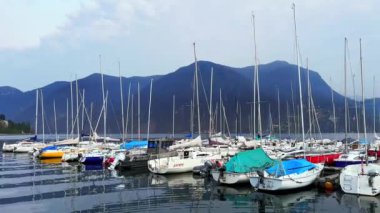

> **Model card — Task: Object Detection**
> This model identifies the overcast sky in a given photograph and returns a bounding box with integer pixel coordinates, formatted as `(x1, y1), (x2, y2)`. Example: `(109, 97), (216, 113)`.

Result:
(1, 0), (379, 97)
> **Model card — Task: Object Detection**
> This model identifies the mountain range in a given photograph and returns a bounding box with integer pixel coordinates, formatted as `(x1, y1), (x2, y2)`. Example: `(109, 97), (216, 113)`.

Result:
(0, 60), (378, 136)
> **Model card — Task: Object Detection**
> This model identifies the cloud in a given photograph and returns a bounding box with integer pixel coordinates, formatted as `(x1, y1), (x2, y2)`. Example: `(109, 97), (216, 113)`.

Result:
(1, 0), (380, 98)
(42, 0), (175, 49)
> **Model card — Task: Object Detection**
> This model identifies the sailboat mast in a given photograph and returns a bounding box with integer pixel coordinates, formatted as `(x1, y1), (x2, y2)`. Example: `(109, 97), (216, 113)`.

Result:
(53, 100), (58, 142)
(125, 83), (131, 139)
(172, 95), (175, 138)
(287, 101), (290, 136)
(344, 38), (348, 152)
(35, 90), (39, 137)
(239, 104), (242, 134)
(307, 59), (312, 140)
(99, 55), (106, 143)
(76, 77), (80, 138)
(190, 100), (193, 136)
(359, 39), (368, 164)
(41, 90), (45, 143)
(219, 89), (222, 133)
(291, 82), (296, 133)
(252, 13), (262, 140)
(193, 43), (202, 137)
(70, 81), (74, 138)
(131, 94), (134, 140)
(292, 3), (305, 157)
(81, 89), (85, 134)
(119, 61), (125, 142)
(278, 89), (281, 139)
(138, 82), (141, 140)
(257, 65), (262, 142)
(252, 13), (257, 139)
(209, 68), (213, 137)
(352, 74), (360, 140)
(66, 98), (69, 139)
(373, 77), (376, 135)
(147, 79), (153, 140)
(330, 78), (337, 134)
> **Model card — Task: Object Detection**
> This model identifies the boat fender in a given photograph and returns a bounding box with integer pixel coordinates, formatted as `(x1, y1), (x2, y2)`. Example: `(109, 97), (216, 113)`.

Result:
(216, 160), (223, 168)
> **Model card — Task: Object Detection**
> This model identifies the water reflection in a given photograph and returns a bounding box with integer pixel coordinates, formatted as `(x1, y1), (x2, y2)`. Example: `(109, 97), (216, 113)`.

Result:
(337, 191), (380, 213)
(1, 150), (379, 212)
(39, 158), (62, 164)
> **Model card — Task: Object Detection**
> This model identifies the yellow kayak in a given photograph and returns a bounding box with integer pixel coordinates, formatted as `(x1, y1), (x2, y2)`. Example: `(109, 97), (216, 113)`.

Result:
(39, 150), (64, 159)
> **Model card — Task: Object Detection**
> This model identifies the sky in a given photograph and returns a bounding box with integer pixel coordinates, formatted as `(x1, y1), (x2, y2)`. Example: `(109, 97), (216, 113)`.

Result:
(0, 0), (379, 97)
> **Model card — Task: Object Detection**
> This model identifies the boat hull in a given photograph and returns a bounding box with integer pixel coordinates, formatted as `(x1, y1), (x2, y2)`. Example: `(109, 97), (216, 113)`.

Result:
(39, 151), (64, 159)
(148, 155), (222, 174)
(211, 170), (250, 185)
(249, 164), (323, 191)
(303, 153), (341, 166)
(340, 164), (380, 196)
(14, 146), (34, 153)
(80, 156), (104, 165)
(2, 143), (16, 152)
(368, 150), (380, 157)
(335, 159), (377, 168)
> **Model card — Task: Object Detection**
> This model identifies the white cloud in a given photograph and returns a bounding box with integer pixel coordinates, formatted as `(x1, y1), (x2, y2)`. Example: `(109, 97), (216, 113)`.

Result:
(1, 0), (380, 98)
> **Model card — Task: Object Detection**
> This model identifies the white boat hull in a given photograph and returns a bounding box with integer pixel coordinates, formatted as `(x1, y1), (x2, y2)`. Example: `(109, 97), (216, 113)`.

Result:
(340, 164), (380, 196)
(249, 164), (323, 191)
(13, 146), (34, 153)
(2, 143), (16, 152)
(148, 154), (222, 174)
(211, 170), (250, 185)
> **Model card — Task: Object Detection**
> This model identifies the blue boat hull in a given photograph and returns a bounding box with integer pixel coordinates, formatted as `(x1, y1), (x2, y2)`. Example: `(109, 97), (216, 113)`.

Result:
(81, 156), (104, 165)
(334, 160), (376, 168)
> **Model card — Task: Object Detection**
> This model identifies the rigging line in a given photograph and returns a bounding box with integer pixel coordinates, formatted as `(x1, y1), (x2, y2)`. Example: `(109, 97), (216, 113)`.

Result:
(198, 66), (211, 115)
(77, 90), (95, 134)
(108, 97), (122, 135)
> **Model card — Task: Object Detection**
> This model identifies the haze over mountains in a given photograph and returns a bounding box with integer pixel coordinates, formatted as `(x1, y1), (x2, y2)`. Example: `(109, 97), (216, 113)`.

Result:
(0, 60), (378, 136)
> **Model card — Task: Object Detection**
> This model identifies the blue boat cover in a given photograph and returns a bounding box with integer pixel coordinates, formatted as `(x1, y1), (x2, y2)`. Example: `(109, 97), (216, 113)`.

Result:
(266, 159), (316, 177)
(41, 145), (58, 152)
(225, 148), (277, 173)
(120, 140), (148, 150)
(359, 138), (369, 145)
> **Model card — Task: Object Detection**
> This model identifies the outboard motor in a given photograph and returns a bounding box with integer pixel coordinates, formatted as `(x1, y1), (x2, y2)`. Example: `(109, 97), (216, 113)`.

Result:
(368, 169), (379, 187)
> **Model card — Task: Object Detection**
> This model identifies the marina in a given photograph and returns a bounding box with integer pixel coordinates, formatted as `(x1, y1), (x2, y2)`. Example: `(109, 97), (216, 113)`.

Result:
(1, 1), (380, 212)
(0, 132), (379, 212)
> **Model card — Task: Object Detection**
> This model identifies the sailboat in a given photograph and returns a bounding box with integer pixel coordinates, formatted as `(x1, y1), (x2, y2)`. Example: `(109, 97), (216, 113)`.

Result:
(339, 39), (380, 196)
(368, 78), (380, 157)
(249, 4), (323, 191)
(147, 43), (223, 174)
(211, 148), (274, 185)
(10, 90), (45, 153)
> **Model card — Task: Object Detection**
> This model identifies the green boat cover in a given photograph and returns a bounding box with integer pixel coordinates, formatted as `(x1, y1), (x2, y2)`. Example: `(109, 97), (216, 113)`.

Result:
(225, 148), (277, 173)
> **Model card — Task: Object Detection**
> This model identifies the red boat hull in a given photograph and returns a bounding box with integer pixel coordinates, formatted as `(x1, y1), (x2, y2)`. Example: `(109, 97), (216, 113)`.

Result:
(298, 153), (341, 166)
(368, 150), (380, 157)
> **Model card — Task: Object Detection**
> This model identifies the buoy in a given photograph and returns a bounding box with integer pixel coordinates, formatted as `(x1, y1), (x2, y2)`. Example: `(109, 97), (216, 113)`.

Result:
(324, 181), (334, 191)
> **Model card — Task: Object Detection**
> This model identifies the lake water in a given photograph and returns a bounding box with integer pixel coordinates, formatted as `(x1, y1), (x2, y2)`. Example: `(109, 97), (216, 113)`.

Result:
(0, 136), (379, 213)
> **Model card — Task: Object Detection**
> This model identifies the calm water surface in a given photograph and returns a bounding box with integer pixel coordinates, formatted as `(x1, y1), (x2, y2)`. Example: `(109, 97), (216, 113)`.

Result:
(0, 139), (379, 212)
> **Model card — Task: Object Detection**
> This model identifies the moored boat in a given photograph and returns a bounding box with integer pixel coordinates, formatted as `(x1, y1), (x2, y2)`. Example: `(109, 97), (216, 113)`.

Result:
(249, 159), (324, 191)
(211, 148), (273, 185)
(340, 163), (380, 196)
(148, 148), (222, 174)
(334, 150), (377, 168)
